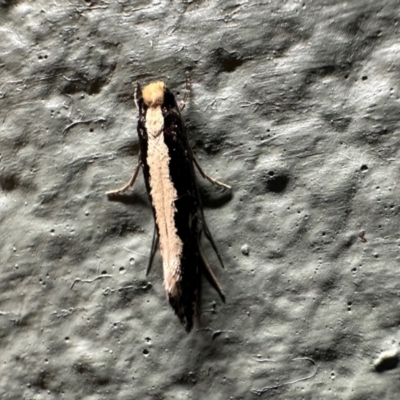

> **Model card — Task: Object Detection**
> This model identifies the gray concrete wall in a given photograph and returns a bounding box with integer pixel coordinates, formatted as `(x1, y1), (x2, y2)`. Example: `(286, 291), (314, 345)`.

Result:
(1, 1), (400, 398)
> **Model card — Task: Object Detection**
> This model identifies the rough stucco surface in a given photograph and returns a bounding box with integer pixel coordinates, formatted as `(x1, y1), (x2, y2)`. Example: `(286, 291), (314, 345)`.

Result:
(1, 0), (400, 398)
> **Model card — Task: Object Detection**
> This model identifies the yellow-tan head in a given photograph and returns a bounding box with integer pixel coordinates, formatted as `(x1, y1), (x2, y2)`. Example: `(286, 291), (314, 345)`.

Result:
(142, 81), (166, 108)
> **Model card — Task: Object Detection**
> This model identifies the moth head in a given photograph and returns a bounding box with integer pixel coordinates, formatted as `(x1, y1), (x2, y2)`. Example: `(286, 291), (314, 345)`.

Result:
(142, 81), (166, 107)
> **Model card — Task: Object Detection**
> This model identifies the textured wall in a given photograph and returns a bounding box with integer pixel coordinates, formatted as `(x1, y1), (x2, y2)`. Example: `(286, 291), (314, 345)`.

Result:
(1, 0), (400, 399)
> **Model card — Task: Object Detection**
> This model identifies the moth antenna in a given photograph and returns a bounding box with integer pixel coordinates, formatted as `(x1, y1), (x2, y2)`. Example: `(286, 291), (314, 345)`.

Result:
(179, 74), (191, 111)
(133, 82), (141, 110)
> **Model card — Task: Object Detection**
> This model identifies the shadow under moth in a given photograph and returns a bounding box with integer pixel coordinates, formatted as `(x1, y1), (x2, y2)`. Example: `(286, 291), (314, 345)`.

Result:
(107, 80), (230, 332)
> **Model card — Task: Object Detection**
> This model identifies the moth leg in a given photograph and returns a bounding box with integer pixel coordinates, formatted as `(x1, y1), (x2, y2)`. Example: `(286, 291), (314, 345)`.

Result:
(198, 241), (226, 303)
(193, 156), (231, 190)
(146, 225), (159, 276)
(106, 159), (142, 196)
(200, 220), (225, 269)
(179, 73), (191, 112)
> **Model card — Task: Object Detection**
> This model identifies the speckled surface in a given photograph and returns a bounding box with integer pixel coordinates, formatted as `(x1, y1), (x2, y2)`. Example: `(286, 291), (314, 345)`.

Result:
(1, 1), (400, 399)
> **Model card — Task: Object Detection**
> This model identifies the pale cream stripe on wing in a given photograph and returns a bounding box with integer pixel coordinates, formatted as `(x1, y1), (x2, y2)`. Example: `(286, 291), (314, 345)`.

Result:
(145, 106), (183, 298)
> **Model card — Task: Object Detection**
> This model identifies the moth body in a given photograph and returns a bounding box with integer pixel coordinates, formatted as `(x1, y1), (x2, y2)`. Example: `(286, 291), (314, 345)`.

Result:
(108, 80), (229, 332)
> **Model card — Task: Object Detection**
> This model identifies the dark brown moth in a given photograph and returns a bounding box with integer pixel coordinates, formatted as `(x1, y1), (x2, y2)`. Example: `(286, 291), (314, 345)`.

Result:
(107, 80), (230, 332)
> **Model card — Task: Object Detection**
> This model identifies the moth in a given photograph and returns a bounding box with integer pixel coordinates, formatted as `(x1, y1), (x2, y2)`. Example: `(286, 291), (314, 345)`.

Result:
(107, 80), (230, 332)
